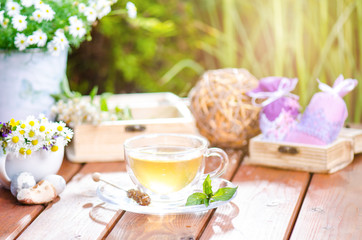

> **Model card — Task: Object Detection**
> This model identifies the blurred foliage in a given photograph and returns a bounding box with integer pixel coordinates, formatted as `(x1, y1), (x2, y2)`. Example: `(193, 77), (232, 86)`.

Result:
(68, 0), (362, 122)
(67, 0), (206, 97)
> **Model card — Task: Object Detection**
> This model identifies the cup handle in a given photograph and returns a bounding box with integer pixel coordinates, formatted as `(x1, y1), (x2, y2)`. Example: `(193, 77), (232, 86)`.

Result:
(204, 148), (229, 178)
(0, 152), (10, 188)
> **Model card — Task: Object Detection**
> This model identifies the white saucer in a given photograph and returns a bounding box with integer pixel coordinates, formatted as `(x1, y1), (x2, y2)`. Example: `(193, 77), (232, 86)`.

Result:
(96, 177), (237, 215)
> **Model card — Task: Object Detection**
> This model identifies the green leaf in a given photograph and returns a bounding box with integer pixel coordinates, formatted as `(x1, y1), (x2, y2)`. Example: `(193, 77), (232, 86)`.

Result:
(204, 197), (210, 207)
(185, 192), (207, 206)
(100, 93), (113, 112)
(211, 187), (238, 202)
(203, 174), (213, 197)
(89, 86), (99, 103)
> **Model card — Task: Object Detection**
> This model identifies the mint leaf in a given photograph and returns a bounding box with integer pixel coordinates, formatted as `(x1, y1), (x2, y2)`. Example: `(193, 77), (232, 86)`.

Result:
(185, 192), (207, 206)
(211, 187), (238, 202)
(203, 175), (213, 197)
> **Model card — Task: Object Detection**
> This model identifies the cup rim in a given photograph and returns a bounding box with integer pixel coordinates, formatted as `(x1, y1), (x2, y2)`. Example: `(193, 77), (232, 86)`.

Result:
(124, 133), (208, 155)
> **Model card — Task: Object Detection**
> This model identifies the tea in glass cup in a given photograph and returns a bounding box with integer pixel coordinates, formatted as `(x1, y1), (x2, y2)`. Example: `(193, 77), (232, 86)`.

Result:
(124, 133), (229, 203)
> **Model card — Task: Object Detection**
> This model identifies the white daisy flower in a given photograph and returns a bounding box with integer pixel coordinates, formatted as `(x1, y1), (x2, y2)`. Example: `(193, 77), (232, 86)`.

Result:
(40, 4), (55, 21)
(53, 121), (66, 134)
(0, 10), (4, 26)
(6, 1), (22, 17)
(63, 127), (74, 143)
(33, 29), (47, 47)
(69, 15), (80, 25)
(37, 115), (50, 137)
(84, 7), (97, 22)
(1, 18), (10, 28)
(14, 33), (28, 51)
(126, 2), (137, 19)
(25, 115), (40, 130)
(33, 0), (44, 9)
(69, 19), (86, 38)
(78, 3), (86, 13)
(32, 9), (43, 23)
(12, 14), (27, 31)
(53, 29), (69, 50)
(95, 0), (112, 19)
(21, 0), (34, 8)
(47, 40), (61, 56)
(27, 34), (38, 45)
(5, 130), (24, 153)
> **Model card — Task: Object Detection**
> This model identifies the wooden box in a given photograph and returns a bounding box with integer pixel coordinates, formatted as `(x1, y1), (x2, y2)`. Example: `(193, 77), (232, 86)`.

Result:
(339, 127), (362, 154)
(66, 93), (198, 163)
(246, 135), (354, 173)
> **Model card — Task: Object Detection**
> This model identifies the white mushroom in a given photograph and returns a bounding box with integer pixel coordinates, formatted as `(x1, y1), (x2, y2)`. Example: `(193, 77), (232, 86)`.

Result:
(17, 180), (57, 205)
(43, 174), (66, 195)
(10, 172), (36, 197)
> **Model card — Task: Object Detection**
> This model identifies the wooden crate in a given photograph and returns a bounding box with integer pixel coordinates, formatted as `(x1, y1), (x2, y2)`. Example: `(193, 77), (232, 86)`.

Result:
(246, 135), (354, 173)
(66, 92), (198, 163)
(339, 127), (362, 154)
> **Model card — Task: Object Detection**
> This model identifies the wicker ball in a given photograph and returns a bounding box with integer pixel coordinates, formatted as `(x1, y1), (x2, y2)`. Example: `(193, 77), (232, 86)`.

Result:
(188, 68), (261, 148)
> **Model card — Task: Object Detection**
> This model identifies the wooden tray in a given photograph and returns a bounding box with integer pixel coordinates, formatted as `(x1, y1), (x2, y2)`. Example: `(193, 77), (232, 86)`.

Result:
(246, 135), (354, 173)
(66, 92), (198, 162)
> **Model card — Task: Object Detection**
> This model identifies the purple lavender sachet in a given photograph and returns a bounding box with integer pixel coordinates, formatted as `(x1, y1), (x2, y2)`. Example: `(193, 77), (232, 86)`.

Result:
(248, 77), (301, 141)
(284, 75), (358, 145)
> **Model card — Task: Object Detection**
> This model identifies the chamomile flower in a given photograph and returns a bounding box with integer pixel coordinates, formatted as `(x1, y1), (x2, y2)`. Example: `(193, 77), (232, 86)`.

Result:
(69, 15), (80, 25)
(27, 34), (38, 45)
(14, 33), (28, 51)
(5, 130), (24, 153)
(94, 0), (112, 19)
(47, 39), (61, 56)
(32, 9), (43, 23)
(12, 14), (27, 31)
(53, 29), (69, 50)
(40, 4), (54, 21)
(33, 0), (44, 9)
(84, 7), (97, 22)
(1, 18), (9, 28)
(126, 2), (137, 19)
(0, 10), (4, 26)
(69, 18), (86, 38)
(53, 121), (66, 134)
(21, 0), (34, 8)
(78, 3), (86, 13)
(33, 29), (47, 47)
(6, 1), (22, 17)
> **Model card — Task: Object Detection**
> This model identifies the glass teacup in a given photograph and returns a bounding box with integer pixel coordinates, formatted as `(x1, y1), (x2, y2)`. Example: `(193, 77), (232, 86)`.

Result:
(124, 133), (229, 204)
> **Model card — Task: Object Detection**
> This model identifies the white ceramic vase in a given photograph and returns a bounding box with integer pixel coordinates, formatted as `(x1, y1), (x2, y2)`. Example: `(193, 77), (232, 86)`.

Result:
(0, 49), (68, 123)
(0, 147), (64, 189)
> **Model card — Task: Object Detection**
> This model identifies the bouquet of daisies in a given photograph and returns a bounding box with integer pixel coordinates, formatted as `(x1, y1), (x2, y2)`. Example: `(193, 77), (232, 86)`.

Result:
(0, 115), (73, 158)
(0, 0), (137, 55)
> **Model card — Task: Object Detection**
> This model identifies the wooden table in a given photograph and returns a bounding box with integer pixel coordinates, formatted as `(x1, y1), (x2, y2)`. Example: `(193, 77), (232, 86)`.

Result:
(1, 149), (361, 240)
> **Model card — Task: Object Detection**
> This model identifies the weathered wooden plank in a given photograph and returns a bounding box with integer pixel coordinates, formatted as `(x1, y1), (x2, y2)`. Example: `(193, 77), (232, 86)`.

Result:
(0, 159), (81, 240)
(290, 154), (362, 239)
(106, 150), (243, 240)
(200, 160), (310, 240)
(16, 162), (126, 240)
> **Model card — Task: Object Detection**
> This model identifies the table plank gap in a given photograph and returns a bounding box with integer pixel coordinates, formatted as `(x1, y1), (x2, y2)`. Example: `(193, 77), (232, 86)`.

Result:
(290, 154), (362, 240)
(0, 158), (81, 240)
(284, 172), (313, 240)
(16, 162), (127, 240)
(106, 150), (243, 240)
(199, 161), (310, 240)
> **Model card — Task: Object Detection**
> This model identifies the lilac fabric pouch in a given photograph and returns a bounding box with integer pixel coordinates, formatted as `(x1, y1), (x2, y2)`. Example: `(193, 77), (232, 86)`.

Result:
(248, 77), (301, 141)
(284, 75), (358, 145)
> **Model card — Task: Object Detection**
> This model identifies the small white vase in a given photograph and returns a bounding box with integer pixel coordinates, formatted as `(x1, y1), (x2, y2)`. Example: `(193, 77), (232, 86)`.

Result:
(0, 49), (68, 123)
(0, 147), (64, 189)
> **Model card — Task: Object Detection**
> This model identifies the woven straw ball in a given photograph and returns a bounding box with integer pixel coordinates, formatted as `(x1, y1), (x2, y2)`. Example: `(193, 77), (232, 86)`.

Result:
(188, 68), (261, 148)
